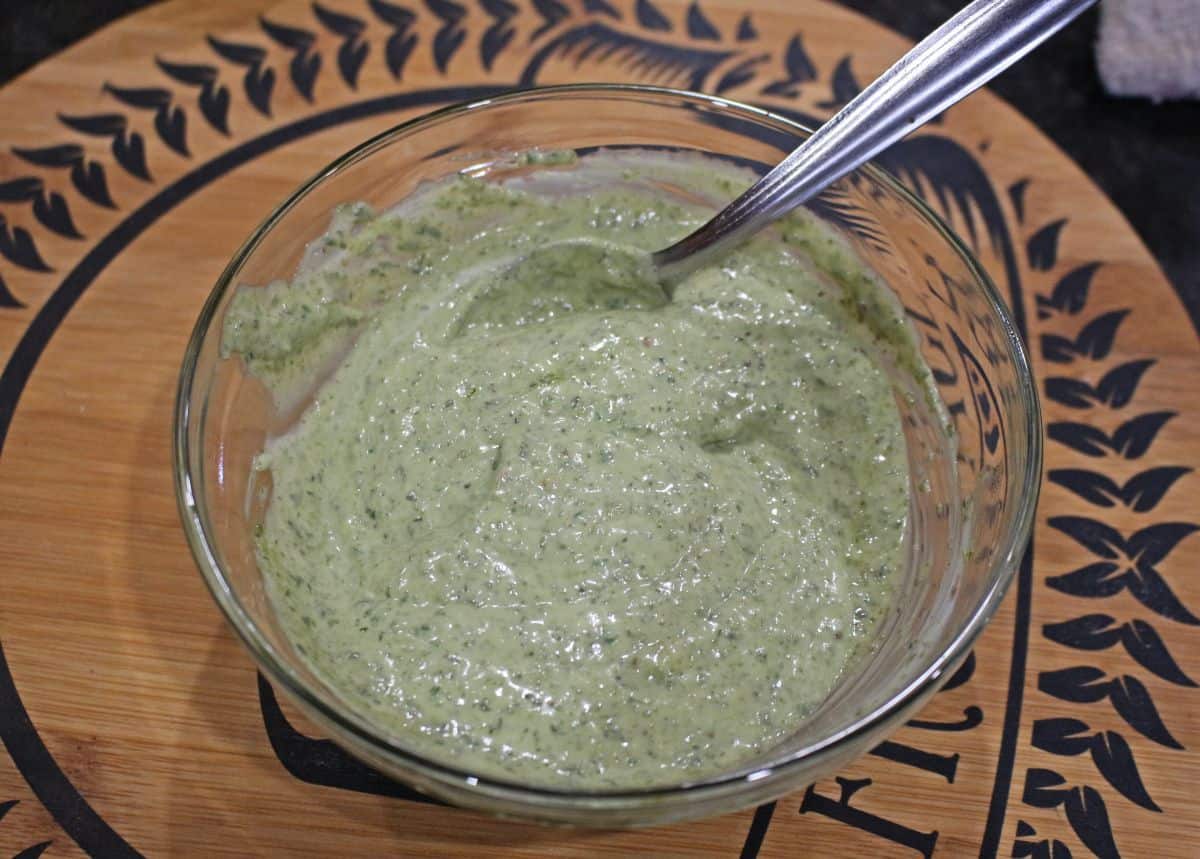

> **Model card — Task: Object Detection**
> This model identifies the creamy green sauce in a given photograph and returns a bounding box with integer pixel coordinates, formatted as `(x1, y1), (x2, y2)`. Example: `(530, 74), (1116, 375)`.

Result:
(224, 151), (918, 788)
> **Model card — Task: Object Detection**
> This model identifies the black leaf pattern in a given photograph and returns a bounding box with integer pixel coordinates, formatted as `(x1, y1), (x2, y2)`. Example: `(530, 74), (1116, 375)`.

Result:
(248, 69), (277, 114)
(1039, 667), (1181, 748)
(783, 33), (818, 82)
(155, 105), (189, 156)
(260, 15), (316, 49)
(635, 0), (672, 32)
(1094, 359), (1147, 405)
(1091, 730), (1159, 811)
(1063, 786), (1119, 859)
(480, 29), (514, 71)
(102, 84), (171, 110)
(1108, 675), (1182, 748)
(156, 58), (230, 134)
(1124, 619), (1196, 685)
(1048, 466), (1190, 511)
(1048, 411), (1175, 459)
(339, 40), (370, 88)
(1127, 466), (1189, 511)
(1032, 719), (1159, 812)
(876, 134), (1013, 264)
(736, 14), (757, 41)
(32, 190), (81, 238)
(479, 0), (517, 71)
(0, 799), (16, 822)
(292, 52), (322, 102)
(518, 22), (735, 90)
(1014, 825), (1074, 859)
(583, 0), (621, 19)
(72, 157), (115, 207)
(1038, 666), (1110, 703)
(1125, 564), (1200, 625)
(1048, 470), (1122, 508)
(103, 83), (189, 156)
(385, 31), (419, 79)
(0, 177), (82, 239)
(1047, 516), (1123, 558)
(1047, 517), (1199, 623)
(1044, 614), (1196, 687)
(152, 58), (212, 86)
(817, 56), (861, 110)
(313, 2), (369, 89)
(0, 272), (21, 308)
(760, 34), (817, 97)
(206, 35), (275, 117)
(58, 113), (125, 136)
(261, 16), (321, 101)
(1008, 178), (1029, 224)
(58, 112), (151, 181)
(0, 178), (41, 201)
(369, 0), (415, 27)
(1121, 466), (1191, 511)
(1044, 359), (1155, 409)
(1047, 561), (1200, 624)
(206, 34), (266, 65)
(531, 0), (570, 40)
(714, 54), (768, 94)
(1047, 561), (1125, 598)
(425, 0), (468, 73)
(1032, 717), (1093, 756)
(199, 85), (232, 133)
(0, 215), (52, 272)
(12, 143), (114, 207)
(1027, 218), (1067, 270)
(368, 0), (418, 80)
(807, 187), (889, 253)
(1112, 411), (1176, 458)
(1037, 262), (1102, 319)
(313, 2), (365, 36)
(686, 2), (720, 41)
(1046, 423), (1111, 456)
(1022, 767), (1071, 808)
(1040, 309), (1129, 363)
(1127, 521), (1199, 567)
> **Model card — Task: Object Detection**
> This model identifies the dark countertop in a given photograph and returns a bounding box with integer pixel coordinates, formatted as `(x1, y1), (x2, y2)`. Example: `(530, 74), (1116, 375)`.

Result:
(3, 0), (1198, 327)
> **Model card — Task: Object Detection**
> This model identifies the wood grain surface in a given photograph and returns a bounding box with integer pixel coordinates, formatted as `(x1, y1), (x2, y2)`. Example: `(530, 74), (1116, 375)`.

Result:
(0, 1), (1196, 856)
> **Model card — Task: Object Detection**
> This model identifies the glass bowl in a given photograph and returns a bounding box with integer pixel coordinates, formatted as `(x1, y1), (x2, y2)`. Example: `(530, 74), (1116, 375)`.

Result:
(174, 84), (1041, 826)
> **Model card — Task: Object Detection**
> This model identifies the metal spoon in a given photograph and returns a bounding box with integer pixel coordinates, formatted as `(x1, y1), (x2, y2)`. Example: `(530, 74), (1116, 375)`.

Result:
(483, 0), (1095, 313)
(652, 0), (1097, 287)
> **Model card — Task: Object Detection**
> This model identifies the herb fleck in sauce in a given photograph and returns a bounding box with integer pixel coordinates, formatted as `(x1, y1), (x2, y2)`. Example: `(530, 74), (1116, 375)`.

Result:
(225, 150), (918, 788)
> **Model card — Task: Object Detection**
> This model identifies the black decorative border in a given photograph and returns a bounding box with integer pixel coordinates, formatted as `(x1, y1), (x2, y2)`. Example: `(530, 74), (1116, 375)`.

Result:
(0, 2), (1191, 857)
(1010, 207), (1196, 857)
(0, 82), (507, 859)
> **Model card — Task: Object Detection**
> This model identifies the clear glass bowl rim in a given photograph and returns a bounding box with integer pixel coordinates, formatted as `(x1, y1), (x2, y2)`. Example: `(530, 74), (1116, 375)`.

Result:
(172, 83), (1043, 804)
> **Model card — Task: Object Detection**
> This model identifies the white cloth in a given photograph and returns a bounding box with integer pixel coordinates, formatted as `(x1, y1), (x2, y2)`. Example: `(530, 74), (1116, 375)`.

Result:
(1096, 0), (1200, 101)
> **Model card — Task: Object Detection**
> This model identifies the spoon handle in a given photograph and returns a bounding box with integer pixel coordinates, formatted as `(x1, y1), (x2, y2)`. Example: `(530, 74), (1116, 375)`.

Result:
(653, 0), (1097, 276)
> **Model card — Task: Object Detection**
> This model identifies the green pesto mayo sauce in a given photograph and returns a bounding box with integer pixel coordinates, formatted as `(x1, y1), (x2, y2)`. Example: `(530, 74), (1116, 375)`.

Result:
(223, 150), (917, 788)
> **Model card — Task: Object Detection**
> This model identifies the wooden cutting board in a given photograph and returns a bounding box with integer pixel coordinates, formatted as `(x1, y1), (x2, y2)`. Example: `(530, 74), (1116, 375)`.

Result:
(0, 0), (1196, 855)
